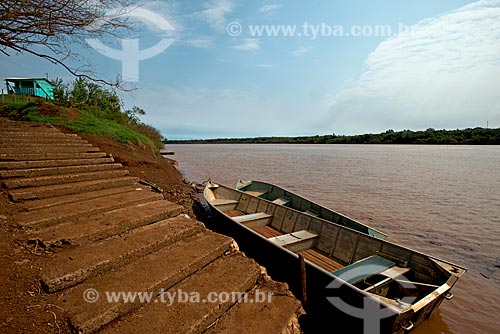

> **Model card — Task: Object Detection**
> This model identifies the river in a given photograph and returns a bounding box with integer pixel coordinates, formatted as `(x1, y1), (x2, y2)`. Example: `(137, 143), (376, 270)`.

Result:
(168, 144), (500, 334)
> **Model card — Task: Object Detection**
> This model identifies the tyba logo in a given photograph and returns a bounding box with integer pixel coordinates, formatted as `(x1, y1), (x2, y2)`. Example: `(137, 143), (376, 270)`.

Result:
(86, 6), (175, 82)
(326, 263), (417, 334)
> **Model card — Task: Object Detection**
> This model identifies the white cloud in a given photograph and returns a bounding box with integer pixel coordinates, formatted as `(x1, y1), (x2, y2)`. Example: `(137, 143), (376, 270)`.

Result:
(183, 37), (215, 48)
(195, 0), (235, 30)
(323, 0), (500, 134)
(291, 47), (311, 57)
(232, 39), (260, 51)
(256, 64), (273, 68)
(123, 2), (181, 36)
(258, 4), (282, 16)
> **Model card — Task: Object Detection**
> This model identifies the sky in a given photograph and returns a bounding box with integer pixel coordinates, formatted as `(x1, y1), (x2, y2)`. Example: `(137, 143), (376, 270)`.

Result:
(1, 0), (499, 139)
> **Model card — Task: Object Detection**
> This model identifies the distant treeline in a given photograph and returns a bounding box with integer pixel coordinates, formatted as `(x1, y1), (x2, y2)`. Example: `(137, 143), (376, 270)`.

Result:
(165, 128), (500, 145)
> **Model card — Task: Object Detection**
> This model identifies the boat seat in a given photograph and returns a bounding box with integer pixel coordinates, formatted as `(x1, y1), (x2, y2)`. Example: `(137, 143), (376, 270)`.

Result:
(332, 255), (396, 285)
(379, 266), (410, 279)
(362, 266), (411, 292)
(233, 212), (272, 228)
(211, 198), (239, 211)
(244, 190), (268, 197)
(272, 197), (291, 206)
(304, 209), (319, 217)
(211, 199), (238, 206)
(268, 230), (319, 252)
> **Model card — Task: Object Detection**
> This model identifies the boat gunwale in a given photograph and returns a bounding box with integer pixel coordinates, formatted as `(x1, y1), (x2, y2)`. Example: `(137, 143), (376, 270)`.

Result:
(237, 179), (388, 239)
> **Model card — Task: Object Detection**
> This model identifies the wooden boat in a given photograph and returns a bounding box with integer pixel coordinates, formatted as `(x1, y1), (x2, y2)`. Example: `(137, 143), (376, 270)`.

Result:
(236, 180), (388, 240)
(204, 181), (466, 334)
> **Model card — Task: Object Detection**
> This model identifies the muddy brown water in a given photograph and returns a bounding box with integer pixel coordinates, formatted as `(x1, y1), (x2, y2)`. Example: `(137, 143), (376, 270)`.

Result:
(169, 144), (500, 334)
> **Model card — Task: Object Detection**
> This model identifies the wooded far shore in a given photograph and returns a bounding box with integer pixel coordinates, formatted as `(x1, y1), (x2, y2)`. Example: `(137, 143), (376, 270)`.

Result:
(166, 127), (500, 145)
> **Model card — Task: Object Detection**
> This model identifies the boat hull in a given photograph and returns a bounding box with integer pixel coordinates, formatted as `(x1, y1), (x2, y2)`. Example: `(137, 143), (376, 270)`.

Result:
(204, 182), (466, 334)
(208, 207), (413, 333)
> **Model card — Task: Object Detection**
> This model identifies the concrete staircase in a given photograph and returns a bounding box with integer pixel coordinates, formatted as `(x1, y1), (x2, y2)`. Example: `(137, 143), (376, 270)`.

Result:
(0, 119), (302, 334)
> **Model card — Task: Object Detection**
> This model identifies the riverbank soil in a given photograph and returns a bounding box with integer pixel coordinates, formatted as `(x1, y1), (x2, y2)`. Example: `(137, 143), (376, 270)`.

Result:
(0, 130), (197, 333)
(0, 193), (73, 333)
(0, 142), (194, 333)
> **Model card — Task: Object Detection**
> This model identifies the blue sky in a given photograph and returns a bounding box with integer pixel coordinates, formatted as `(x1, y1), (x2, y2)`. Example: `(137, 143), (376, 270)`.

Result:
(1, 0), (499, 139)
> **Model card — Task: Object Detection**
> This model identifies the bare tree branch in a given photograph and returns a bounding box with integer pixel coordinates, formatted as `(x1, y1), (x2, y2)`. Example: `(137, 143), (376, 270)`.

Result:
(0, 0), (134, 89)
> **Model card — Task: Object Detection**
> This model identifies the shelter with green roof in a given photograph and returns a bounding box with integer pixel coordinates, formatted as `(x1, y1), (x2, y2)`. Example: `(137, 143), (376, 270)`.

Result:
(4, 78), (54, 100)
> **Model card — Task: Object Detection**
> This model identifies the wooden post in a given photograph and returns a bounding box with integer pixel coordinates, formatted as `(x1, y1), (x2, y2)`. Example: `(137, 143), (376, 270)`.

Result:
(299, 254), (307, 306)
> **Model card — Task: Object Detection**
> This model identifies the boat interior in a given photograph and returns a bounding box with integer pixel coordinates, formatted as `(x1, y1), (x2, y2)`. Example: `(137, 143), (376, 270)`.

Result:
(205, 183), (466, 310)
(236, 180), (387, 240)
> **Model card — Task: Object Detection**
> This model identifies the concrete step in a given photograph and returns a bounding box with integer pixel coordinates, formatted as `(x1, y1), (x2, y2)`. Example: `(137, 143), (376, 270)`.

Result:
(17, 189), (163, 229)
(0, 130), (62, 136)
(58, 231), (235, 334)
(0, 138), (89, 145)
(0, 131), (78, 139)
(41, 216), (205, 292)
(0, 146), (100, 154)
(0, 142), (91, 149)
(99, 253), (260, 334)
(0, 121), (57, 129)
(0, 157), (114, 170)
(27, 200), (183, 246)
(20, 185), (149, 211)
(0, 126), (58, 132)
(0, 163), (123, 179)
(3, 169), (130, 189)
(0, 152), (107, 161)
(0, 126), (63, 132)
(0, 127), (77, 133)
(9, 176), (138, 201)
(0, 121), (53, 127)
(204, 282), (302, 334)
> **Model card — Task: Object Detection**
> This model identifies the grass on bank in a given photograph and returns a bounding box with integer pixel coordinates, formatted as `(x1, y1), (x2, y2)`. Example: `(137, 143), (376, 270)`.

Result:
(0, 98), (161, 151)
(65, 111), (156, 148)
(0, 100), (66, 123)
